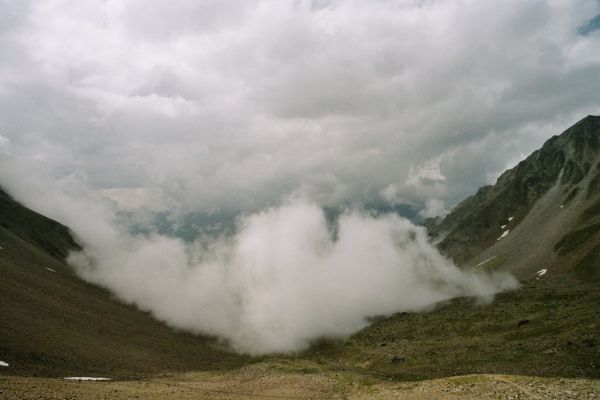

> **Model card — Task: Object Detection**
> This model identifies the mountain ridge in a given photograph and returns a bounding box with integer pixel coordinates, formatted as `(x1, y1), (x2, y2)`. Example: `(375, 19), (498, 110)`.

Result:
(429, 115), (600, 280)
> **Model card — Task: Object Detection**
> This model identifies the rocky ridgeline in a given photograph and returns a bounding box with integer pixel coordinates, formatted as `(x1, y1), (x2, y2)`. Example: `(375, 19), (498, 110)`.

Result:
(429, 115), (600, 265)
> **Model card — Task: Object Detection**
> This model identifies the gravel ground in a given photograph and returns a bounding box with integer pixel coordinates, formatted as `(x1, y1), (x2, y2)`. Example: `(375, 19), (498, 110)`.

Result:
(2, 367), (599, 399)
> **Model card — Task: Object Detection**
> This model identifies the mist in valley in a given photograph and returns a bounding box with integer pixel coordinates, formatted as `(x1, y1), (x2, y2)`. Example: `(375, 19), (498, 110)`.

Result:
(3, 176), (518, 354)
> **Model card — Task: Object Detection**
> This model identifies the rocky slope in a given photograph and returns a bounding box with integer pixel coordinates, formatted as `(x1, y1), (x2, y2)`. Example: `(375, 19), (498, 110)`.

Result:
(429, 115), (600, 280)
(0, 187), (246, 377)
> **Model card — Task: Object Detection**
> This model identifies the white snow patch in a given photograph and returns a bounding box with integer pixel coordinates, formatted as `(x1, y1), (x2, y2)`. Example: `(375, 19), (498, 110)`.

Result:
(508, 216), (514, 221)
(476, 256), (497, 266)
(497, 230), (510, 240)
(501, 224), (507, 229)
(45, 267), (56, 273)
(0, 361), (8, 367)
(64, 377), (111, 381)
(536, 268), (547, 278)
(560, 205), (564, 209)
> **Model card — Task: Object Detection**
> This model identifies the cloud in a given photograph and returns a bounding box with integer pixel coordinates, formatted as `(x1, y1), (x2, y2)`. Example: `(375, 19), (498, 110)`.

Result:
(0, 0), (598, 215)
(63, 194), (517, 354)
(0, 134), (9, 153)
(7, 2), (581, 352)
(0, 161), (518, 354)
(418, 198), (447, 219)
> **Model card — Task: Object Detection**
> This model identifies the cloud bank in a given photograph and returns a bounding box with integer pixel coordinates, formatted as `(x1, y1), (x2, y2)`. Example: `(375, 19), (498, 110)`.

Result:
(0, 1), (599, 215)
(61, 197), (515, 354)
(0, 165), (518, 353)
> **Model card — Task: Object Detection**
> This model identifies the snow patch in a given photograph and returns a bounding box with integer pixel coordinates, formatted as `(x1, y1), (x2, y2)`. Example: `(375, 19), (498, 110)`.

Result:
(508, 216), (514, 221)
(0, 246), (3, 250)
(560, 204), (564, 209)
(536, 268), (547, 278)
(497, 230), (510, 240)
(0, 361), (8, 367)
(501, 224), (507, 229)
(45, 267), (56, 273)
(476, 256), (497, 266)
(64, 377), (111, 381)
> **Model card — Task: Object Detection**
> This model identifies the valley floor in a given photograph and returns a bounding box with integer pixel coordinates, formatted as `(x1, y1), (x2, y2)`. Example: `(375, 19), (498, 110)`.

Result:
(2, 273), (599, 398)
(2, 364), (600, 399)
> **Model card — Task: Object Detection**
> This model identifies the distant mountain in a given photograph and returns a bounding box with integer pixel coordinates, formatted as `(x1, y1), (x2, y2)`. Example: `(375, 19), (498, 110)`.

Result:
(0, 187), (245, 377)
(118, 201), (419, 243)
(429, 115), (600, 281)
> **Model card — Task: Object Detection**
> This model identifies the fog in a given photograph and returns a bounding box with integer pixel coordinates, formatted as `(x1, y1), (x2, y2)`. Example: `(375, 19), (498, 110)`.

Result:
(57, 193), (516, 354)
(0, 150), (519, 354)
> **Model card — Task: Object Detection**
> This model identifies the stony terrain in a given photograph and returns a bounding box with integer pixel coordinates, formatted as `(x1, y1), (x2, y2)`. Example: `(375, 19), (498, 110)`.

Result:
(2, 368), (599, 399)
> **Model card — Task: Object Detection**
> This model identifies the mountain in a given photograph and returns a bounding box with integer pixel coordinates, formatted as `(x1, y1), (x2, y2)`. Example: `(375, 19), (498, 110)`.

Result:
(0, 188), (81, 260)
(429, 115), (600, 281)
(0, 188), (246, 377)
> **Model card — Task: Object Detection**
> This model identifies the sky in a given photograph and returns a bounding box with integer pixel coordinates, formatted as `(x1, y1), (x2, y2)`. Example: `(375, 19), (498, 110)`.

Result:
(0, 0), (599, 218)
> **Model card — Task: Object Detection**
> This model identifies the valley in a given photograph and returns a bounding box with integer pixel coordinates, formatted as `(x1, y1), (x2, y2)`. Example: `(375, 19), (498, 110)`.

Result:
(2, 116), (600, 398)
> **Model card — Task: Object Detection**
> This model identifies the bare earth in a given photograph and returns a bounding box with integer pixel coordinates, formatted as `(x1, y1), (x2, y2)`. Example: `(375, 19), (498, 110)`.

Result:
(2, 362), (599, 399)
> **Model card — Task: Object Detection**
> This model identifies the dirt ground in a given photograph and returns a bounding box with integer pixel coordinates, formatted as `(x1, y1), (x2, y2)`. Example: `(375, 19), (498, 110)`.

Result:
(2, 362), (599, 400)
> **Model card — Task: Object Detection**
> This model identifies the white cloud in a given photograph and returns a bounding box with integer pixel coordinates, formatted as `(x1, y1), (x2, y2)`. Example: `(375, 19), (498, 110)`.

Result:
(64, 196), (517, 354)
(0, 1), (598, 214)
(0, 134), (9, 153)
(418, 198), (447, 219)
(406, 158), (446, 187)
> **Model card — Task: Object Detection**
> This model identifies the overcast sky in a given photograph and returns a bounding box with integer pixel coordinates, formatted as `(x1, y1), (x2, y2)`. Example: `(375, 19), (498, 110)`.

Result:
(1, 0), (599, 216)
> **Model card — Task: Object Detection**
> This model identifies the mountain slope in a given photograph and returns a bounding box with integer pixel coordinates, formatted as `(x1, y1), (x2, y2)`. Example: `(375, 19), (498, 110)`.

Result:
(0, 188), (80, 260)
(0, 188), (246, 377)
(430, 115), (600, 279)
